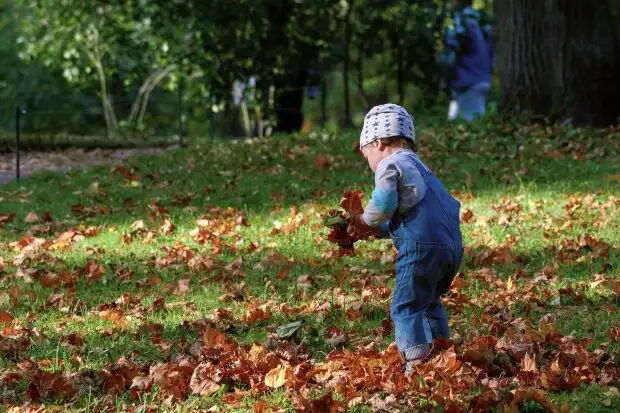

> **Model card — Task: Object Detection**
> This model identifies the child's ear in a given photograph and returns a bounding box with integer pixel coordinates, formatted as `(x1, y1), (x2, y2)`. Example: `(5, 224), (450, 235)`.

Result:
(377, 141), (387, 151)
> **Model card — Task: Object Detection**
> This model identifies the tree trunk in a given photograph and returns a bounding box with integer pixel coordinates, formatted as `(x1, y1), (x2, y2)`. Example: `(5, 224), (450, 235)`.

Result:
(320, 70), (327, 128)
(396, 46), (405, 105)
(562, 1), (620, 127)
(274, 71), (305, 133)
(134, 65), (177, 129)
(342, 0), (355, 128)
(83, 30), (118, 136)
(128, 65), (177, 129)
(496, 0), (620, 126)
(96, 64), (118, 137)
(355, 53), (370, 110)
(380, 37), (388, 104)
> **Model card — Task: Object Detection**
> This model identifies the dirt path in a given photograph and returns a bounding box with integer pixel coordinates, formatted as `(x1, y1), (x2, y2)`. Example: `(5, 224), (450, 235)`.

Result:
(0, 147), (169, 186)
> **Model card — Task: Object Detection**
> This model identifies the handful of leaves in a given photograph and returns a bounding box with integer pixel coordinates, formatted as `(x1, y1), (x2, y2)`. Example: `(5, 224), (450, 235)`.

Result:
(322, 189), (364, 256)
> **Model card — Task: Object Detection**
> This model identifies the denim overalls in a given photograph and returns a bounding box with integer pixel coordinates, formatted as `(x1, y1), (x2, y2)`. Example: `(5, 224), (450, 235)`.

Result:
(388, 153), (463, 357)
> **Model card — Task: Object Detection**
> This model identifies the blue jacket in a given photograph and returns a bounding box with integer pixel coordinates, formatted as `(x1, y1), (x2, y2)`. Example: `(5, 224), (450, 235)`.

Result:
(441, 7), (493, 90)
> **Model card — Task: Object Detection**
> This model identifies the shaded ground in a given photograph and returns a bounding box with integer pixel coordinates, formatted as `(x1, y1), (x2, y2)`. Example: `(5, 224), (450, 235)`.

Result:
(0, 147), (169, 185)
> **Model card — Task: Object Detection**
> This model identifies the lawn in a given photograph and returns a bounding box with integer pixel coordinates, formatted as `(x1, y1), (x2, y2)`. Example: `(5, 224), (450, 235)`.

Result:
(0, 119), (619, 412)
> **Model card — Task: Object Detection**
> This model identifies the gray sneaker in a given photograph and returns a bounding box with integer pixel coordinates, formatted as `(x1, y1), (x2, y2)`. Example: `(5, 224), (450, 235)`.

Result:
(401, 343), (431, 372)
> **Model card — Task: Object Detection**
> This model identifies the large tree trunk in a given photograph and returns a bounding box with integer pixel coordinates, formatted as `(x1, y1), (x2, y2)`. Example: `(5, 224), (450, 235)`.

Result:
(496, 0), (620, 126)
(274, 71), (305, 133)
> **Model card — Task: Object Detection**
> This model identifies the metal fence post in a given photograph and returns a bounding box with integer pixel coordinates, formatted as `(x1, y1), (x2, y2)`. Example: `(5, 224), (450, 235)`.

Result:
(15, 107), (22, 181)
(178, 76), (185, 147)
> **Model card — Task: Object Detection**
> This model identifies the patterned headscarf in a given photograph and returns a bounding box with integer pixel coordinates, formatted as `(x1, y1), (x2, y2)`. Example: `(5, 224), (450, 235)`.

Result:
(360, 104), (415, 149)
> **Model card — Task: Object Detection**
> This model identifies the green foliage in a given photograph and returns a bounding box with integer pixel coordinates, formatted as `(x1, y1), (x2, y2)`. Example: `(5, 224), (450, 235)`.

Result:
(1, 0), (496, 137)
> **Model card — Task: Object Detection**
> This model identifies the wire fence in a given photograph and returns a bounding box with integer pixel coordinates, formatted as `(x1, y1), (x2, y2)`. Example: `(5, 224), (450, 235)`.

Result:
(1, 83), (324, 181)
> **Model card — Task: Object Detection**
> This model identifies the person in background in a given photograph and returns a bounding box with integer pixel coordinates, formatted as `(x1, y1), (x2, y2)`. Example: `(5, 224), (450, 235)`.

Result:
(441, 0), (493, 122)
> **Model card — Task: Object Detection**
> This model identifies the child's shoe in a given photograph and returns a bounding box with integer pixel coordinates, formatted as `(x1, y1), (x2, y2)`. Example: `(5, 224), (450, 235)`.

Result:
(401, 343), (431, 372)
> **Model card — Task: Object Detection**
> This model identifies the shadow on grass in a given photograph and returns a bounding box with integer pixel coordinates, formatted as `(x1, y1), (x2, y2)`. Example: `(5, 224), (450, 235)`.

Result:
(0, 129), (618, 241)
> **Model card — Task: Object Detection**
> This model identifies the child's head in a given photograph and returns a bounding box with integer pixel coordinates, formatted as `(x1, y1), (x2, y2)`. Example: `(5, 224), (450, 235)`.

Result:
(359, 104), (416, 171)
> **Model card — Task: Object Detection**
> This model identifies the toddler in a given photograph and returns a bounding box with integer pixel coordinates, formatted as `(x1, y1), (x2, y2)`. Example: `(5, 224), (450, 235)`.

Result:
(347, 104), (463, 369)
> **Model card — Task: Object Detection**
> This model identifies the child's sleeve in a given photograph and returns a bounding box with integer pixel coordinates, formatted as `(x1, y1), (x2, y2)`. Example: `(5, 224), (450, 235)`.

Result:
(362, 159), (400, 227)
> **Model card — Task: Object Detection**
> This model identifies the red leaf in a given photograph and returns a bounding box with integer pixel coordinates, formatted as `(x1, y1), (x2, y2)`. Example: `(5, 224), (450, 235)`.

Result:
(111, 165), (140, 181)
(313, 154), (330, 169)
(339, 190), (364, 216)
(0, 311), (13, 323)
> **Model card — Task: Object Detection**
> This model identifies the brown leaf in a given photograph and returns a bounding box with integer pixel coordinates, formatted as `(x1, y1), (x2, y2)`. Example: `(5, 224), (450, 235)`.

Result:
(511, 388), (558, 412)
(244, 308), (273, 325)
(460, 209), (474, 223)
(24, 212), (40, 224)
(190, 362), (220, 396)
(0, 213), (15, 225)
(111, 165), (140, 181)
(174, 279), (191, 294)
(8, 284), (20, 307)
(521, 353), (538, 372)
(131, 375), (154, 394)
(0, 311), (13, 323)
(85, 261), (105, 283)
(311, 391), (345, 413)
(264, 364), (292, 389)
(254, 400), (268, 413)
(130, 220), (147, 234)
(149, 363), (193, 402)
(99, 308), (127, 328)
(314, 154), (331, 169)
(160, 218), (176, 235)
(339, 189), (364, 216)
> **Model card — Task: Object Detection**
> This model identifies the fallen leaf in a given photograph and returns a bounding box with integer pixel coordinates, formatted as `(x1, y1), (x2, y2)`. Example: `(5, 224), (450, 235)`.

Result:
(0, 311), (13, 323)
(264, 365), (291, 389)
(24, 212), (40, 224)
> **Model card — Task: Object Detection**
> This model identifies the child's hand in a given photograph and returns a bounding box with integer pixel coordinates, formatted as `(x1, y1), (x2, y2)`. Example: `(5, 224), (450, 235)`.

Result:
(347, 214), (376, 240)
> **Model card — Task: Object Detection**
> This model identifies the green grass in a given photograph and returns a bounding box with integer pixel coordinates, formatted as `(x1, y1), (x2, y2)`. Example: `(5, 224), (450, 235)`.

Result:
(0, 118), (619, 412)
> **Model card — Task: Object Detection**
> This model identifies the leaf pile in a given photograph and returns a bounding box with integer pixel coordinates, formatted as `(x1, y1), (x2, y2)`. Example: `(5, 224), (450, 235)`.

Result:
(322, 189), (365, 256)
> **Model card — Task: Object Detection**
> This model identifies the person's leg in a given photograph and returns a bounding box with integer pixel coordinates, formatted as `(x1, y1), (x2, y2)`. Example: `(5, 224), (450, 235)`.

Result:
(473, 81), (491, 118)
(426, 297), (450, 339)
(391, 242), (451, 367)
(455, 87), (476, 121)
(448, 99), (459, 121)
(391, 257), (434, 360)
(424, 241), (462, 340)
(456, 82), (491, 121)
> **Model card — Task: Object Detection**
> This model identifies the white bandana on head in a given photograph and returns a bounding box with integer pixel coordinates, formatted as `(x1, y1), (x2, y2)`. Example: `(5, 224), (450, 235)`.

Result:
(360, 103), (415, 149)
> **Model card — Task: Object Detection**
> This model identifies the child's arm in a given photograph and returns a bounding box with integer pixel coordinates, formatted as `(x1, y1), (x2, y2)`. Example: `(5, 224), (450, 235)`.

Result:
(363, 160), (400, 228)
(347, 159), (399, 240)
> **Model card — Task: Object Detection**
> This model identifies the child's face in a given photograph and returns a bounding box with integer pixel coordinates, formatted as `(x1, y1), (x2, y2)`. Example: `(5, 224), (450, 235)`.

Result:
(361, 142), (384, 172)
